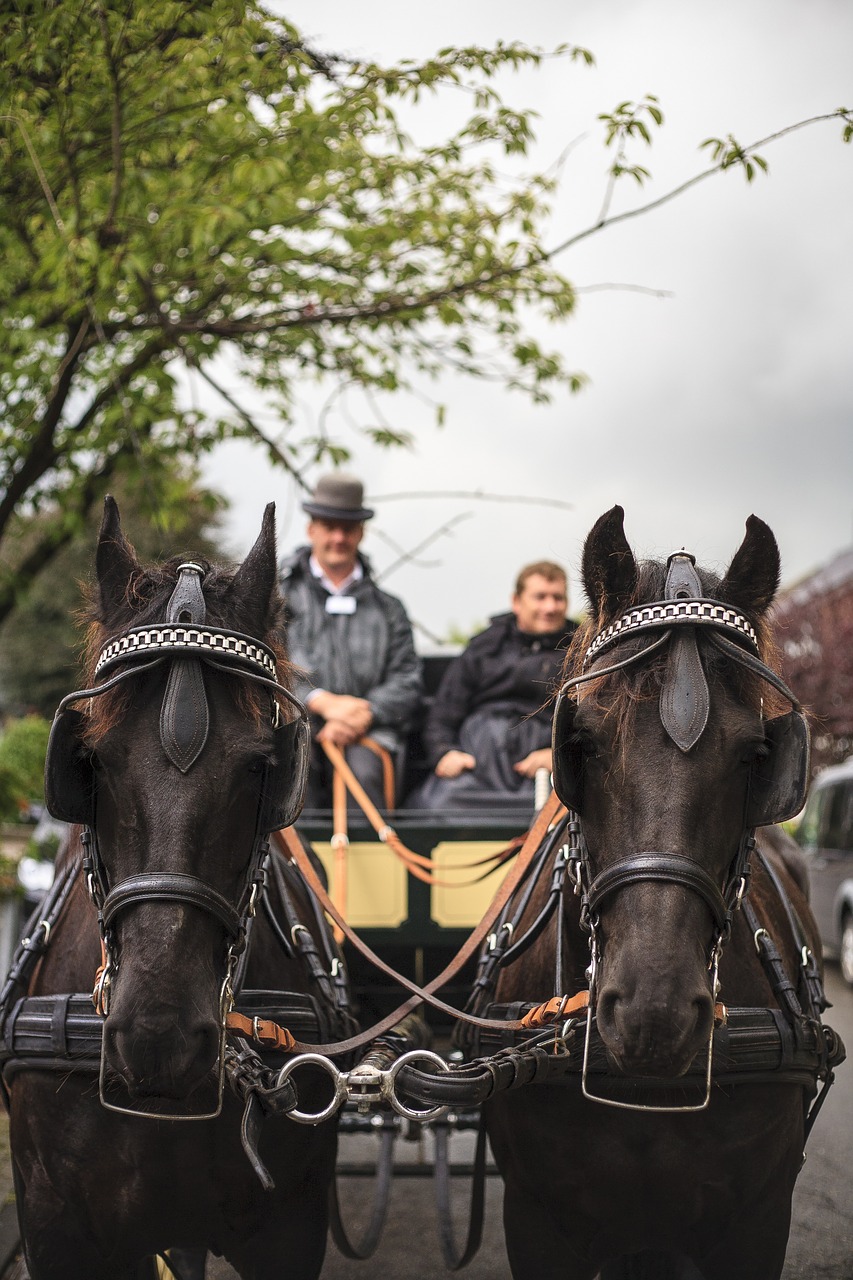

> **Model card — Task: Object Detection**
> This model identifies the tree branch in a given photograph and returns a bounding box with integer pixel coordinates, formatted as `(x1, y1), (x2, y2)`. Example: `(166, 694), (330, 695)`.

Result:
(97, 8), (124, 240)
(155, 109), (850, 338)
(0, 439), (136, 626)
(373, 489), (574, 511)
(374, 512), (473, 583)
(0, 320), (91, 537)
(185, 357), (307, 488)
(544, 111), (851, 261)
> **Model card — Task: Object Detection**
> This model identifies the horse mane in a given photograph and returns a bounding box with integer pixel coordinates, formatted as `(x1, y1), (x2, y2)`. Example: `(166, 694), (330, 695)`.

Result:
(562, 558), (787, 745)
(79, 557), (293, 747)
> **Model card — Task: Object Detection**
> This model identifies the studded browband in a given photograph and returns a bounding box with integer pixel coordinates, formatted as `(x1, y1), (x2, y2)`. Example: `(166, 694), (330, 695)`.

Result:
(583, 598), (759, 669)
(95, 624), (279, 683)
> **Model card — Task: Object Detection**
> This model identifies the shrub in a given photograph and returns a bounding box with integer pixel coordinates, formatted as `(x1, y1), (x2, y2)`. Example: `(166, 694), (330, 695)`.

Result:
(0, 715), (51, 823)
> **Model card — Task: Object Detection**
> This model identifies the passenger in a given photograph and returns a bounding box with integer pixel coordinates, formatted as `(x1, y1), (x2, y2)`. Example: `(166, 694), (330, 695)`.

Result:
(410, 562), (576, 811)
(279, 473), (422, 811)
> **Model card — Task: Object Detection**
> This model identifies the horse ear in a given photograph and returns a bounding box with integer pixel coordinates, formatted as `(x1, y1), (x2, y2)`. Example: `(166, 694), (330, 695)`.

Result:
(718, 515), (780, 616)
(229, 503), (278, 626)
(582, 505), (638, 622)
(96, 495), (140, 619)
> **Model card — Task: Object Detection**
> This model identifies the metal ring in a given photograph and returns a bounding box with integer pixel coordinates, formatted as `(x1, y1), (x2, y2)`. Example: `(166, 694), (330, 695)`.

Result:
(275, 1052), (348, 1126)
(385, 1050), (451, 1121)
(754, 927), (770, 955)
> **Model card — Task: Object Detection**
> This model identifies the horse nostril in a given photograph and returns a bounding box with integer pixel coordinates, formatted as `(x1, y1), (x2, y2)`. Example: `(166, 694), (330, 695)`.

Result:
(104, 1023), (120, 1062)
(193, 1021), (221, 1074)
(595, 986), (625, 1049)
(693, 991), (715, 1037)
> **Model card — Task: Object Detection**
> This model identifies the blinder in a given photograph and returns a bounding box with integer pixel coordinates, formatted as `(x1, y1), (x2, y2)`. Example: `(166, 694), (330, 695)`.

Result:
(45, 620), (310, 833)
(44, 707), (94, 826)
(747, 709), (810, 827)
(551, 691), (583, 815)
(262, 714), (311, 833)
(553, 694), (810, 829)
(45, 690), (310, 833)
(45, 698), (310, 834)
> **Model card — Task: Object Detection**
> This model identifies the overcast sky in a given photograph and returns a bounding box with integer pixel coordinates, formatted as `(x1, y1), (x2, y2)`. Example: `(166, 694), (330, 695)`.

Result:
(202, 0), (853, 649)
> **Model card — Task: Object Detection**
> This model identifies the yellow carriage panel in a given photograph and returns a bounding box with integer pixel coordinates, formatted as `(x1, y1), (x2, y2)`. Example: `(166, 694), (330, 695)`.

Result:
(313, 842), (408, 928)
(430, 841), (512, 928)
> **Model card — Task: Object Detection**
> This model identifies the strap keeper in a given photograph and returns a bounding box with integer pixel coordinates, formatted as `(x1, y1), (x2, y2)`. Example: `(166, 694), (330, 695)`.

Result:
(330, 833), (349, 850)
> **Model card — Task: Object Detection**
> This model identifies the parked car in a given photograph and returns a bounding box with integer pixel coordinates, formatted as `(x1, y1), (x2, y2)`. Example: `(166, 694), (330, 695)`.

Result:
(795, 755), (853, 987)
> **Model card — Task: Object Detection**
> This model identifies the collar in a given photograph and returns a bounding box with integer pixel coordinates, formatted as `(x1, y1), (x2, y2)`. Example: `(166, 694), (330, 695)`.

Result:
(309, 554), (364, 596)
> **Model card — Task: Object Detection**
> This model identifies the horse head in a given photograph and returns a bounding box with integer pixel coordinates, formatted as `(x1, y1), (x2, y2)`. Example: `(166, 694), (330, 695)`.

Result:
(44, 497), (308, 1106)
(552, 506), (808, 1080)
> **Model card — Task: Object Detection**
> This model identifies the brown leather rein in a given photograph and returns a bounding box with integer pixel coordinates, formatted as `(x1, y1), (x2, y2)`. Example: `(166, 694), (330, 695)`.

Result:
(225, 793), (727, 1060)
(225, 793), (583, 1058)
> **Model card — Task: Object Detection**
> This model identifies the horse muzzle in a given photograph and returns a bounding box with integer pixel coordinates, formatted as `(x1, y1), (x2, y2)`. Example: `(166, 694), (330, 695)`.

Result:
(595, 978), (715, 1078)
(104, 1008), (221, 1099)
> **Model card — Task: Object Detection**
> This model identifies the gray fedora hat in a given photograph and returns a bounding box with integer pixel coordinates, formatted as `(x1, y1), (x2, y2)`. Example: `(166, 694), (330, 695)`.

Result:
(302, 473), (374, 522)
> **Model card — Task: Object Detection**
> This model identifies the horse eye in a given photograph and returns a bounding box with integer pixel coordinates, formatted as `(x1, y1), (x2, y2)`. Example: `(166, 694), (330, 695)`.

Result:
(742, 740), (771, 765)
(571, 730), (599, 759)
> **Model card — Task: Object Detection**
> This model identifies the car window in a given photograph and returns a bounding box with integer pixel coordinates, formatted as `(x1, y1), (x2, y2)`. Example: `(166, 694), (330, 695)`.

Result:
(822, 782), (853, 851)
(798, 785), (830, 849)
(832, 781), (853, 849)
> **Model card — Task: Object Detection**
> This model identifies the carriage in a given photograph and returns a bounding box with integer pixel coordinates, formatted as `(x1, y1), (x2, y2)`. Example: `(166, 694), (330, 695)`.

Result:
(0, 499), (844, 1280)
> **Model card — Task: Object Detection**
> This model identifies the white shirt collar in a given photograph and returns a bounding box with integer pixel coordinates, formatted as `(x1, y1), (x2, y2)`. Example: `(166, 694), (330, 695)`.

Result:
(309, 553), (363, 596)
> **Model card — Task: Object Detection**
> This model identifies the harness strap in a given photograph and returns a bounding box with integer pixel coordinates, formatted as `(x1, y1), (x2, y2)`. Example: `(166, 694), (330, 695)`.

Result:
(331, 762), (349, 945)
(328, 1120), (397, 1260)
(0, 856), (78, 1029)
(434, 1112), (488, 1271)
(519, 991), (590, 1027)
(753, 845), (826, 1016)
(226, 1011), (297, 1053)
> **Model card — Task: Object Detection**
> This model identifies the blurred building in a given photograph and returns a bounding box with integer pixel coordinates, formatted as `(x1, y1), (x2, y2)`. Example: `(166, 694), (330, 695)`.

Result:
(773, 547), (853, 776)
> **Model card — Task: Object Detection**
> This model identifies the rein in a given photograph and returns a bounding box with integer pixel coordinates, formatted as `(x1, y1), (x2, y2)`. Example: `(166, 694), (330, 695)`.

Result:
(272, 790), (570, 1056)
(320, 738), (525, 888)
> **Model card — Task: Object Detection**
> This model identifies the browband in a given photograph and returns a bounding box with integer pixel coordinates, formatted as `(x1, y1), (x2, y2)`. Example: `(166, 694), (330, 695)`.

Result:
(583, 599), (759, 669)
(95, 624), (279, 682)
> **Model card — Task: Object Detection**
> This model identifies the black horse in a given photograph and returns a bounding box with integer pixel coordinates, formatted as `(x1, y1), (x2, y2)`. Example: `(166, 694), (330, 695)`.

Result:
(2, 499), (353, 1279)
(483, 506), (839, 1280)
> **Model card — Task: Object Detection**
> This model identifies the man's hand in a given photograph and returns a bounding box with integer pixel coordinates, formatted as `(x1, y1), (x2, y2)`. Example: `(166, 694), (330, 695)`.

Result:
(309, 692), (373, 736)
(513, 748), (552, 779)
(435, 750), (476, 779)
(317, 720), (360, 747)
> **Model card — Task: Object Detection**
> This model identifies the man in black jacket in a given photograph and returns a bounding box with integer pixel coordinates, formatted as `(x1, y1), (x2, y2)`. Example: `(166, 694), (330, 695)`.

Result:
(411, 562), (575, 810)
(279, 474), (422, 810)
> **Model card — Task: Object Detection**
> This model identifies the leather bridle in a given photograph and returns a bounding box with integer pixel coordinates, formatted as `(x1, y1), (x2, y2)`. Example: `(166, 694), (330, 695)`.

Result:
(46, 564), (309, 1117)
(551, 552), (809, 1110)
